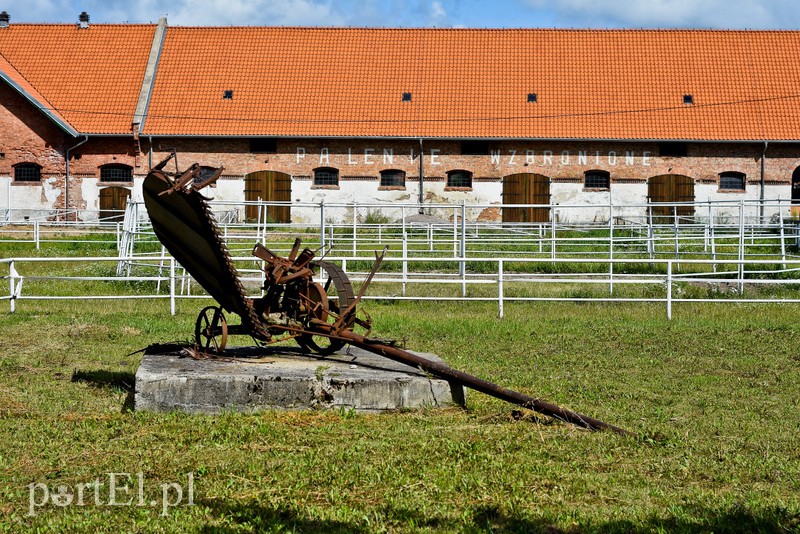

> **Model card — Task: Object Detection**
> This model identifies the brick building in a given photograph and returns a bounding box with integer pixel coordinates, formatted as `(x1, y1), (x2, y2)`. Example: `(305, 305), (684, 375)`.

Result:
(2, 12), (800, 223)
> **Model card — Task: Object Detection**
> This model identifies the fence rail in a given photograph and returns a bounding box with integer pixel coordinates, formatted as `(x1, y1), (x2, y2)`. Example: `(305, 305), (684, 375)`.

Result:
(3, 255), (800, 320)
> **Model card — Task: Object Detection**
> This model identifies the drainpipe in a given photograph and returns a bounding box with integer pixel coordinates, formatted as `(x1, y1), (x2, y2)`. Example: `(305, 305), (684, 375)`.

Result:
(760, 140), (768, 224)
(64, 135), (89, 222)
(418, 138), (424, 214)
(148, 136), (153, 168)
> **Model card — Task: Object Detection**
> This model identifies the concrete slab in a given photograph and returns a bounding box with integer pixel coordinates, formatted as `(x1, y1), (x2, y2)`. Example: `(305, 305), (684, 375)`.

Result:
(135, 345), (466, 414)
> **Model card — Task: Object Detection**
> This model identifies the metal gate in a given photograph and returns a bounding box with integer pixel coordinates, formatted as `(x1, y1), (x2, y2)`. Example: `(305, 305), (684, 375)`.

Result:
(244, 171), (291, 222)
(502, 173), (550, 223)
(99, 186), (130, 222)
(648, 174), (695, 217)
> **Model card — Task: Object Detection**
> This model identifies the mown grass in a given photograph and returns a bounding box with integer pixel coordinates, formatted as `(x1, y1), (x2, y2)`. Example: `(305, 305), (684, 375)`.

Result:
(1, 295), (799, 532)
(1, 235), (799, 532)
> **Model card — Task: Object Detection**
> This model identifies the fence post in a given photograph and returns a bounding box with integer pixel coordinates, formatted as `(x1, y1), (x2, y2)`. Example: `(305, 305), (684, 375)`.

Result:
(452, 205), (458, 257)
(9, 260), (17, 313)
(608, 200), (614, 295)
(779, 199), (787, 270)
(709, 202), (716, 272)
(34, 221), (40, 250)
(352, 201), (358, 256)
(460, 201), (466, 282)
(551, 207), (557, 262)
(498, 259), (504, 318)
(169, 257), (176, 316)
(666, 260), (672, 320)
(319, 200), (326, 251)
(647, 200), (654, 260)
(673, 204), (679, 260)
(738, 200), (745, 293)
(401, 231), (408, 297)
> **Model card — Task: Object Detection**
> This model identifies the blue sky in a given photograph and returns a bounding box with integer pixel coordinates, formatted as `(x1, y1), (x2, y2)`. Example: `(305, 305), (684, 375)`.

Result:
(2, 0), (799, 29)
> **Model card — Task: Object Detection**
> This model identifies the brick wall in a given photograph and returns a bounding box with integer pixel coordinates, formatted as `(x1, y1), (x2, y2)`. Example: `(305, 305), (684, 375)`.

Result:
(3, 88), (800, 221)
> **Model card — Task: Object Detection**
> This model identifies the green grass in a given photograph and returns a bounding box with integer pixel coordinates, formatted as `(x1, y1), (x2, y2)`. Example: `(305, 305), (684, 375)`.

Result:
(0, 296), (799, 532)
(1, 235), (799, 531)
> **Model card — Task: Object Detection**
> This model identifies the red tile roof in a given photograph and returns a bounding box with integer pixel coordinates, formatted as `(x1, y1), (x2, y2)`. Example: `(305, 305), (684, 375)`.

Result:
(4, 25), (800, 141)
(0, 24), (156, 134)
(143, 28), (800, 141)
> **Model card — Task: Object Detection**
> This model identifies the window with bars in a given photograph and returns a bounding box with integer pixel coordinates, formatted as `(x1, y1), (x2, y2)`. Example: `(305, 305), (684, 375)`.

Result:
(447, 170), (473, 188)
(584, 170), (610, 190)
(13, 163), (41, 182)
(100, 164), (133, 183)
(380, 169), (405, 187)
(719, 171), (745, 191)
(313, 167), (339, 187)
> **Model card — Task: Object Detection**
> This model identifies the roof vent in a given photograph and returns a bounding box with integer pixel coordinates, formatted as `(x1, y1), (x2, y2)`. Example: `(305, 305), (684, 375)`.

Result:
(223, 90), (234, 99)
(0, 12), (9, 28)
(402, 92), (412, 102)
(527, 93), (538, 103)
(683, 94), (694, 105)
(78, 11), (89, 29)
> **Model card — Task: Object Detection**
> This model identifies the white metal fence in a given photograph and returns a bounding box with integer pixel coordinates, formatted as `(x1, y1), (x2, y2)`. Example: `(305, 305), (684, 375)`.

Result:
(3, 255), (800, 320)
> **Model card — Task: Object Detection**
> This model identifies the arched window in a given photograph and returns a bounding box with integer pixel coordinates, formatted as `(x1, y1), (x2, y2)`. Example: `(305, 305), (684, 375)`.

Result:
(584, 169), (610, 190)
(446, 170), (473, 189)
(380, 169), (405, 188)
(100, 163), (133, 183)
(13, 162), (41, 182)
(719, 171), (745, 191)
(313, 167), (339, 187)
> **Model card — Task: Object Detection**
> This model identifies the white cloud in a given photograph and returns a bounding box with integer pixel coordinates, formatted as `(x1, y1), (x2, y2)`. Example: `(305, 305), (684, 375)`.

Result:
(523, 0), (800, 29)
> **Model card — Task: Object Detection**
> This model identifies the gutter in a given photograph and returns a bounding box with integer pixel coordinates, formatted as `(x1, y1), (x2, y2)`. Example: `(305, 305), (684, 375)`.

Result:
(64, 135), (89, 222)
(418, 138), (424, 213)
(761, 140), (768, 223)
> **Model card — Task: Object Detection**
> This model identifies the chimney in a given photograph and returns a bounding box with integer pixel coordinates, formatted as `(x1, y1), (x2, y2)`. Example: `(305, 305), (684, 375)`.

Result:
(0, 12), (9, 29)
(78, 11), (89, 29)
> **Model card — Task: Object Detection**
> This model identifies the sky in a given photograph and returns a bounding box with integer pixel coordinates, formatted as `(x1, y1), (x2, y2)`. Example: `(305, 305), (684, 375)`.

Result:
(1, 0), (799, 29)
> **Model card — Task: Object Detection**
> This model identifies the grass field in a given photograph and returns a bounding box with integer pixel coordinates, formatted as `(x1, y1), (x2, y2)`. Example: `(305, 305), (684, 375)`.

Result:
(1, 237), (799, 532)
(1, 295), (799, 532)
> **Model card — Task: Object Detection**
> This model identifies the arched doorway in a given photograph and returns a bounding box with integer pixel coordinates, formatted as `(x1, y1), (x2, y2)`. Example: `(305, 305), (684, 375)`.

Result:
(99, 186), (130, 222)
(244, 171), (291, 222)
(648, 174), (695, 217)
(502, 173), (550, 223)
(791, 167), (800, 216)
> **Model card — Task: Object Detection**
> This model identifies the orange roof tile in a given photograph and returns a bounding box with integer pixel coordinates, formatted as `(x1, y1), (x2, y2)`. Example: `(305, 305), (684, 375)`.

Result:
(4, 25), (800, 141)
(0, 52), (76, 135)
(142, 28), (800, 141)
(0, 23), (156, 134)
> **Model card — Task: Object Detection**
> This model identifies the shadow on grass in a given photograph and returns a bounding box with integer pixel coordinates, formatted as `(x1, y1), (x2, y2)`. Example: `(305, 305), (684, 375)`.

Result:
(71, 369), (136, 412)
(198, 500), (799, 533)
(71, 369), (135, 391)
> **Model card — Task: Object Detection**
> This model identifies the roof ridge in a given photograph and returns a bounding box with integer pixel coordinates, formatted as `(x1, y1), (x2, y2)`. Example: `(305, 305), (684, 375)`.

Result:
(132, 26), (800, 33)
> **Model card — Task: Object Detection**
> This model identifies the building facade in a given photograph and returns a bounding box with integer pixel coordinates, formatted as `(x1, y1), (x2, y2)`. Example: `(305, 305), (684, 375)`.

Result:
(2, 14), (800, 223)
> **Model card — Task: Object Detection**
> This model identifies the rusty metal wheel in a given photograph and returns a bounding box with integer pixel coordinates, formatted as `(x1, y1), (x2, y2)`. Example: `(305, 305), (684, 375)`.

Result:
(195, 305), (228, 354)
(295, 282), (346, 355)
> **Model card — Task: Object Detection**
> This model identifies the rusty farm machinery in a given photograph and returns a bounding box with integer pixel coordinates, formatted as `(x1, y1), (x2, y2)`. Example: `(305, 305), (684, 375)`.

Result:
(142, 153), (631, 436)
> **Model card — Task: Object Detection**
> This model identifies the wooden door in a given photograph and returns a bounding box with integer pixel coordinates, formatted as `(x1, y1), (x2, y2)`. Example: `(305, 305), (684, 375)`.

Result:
(502, 173), (550, 223)
(244, 171), (291, 222)
(648, 174), (694, 217)
(99, 186), (130, 222)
